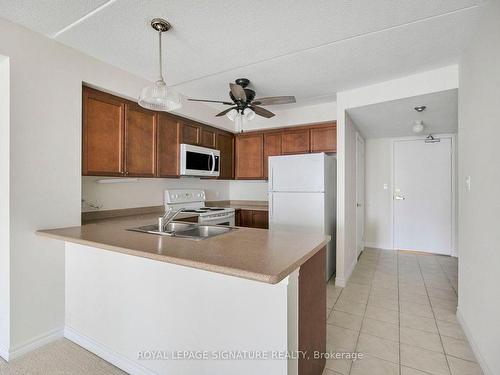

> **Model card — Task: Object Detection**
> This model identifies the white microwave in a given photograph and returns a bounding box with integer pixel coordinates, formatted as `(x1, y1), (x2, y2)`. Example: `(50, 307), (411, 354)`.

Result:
(180, 144), (220, 177)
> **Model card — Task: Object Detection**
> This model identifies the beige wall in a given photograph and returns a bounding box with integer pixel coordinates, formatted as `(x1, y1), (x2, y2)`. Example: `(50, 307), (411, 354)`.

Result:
(457, 1), (500, 374)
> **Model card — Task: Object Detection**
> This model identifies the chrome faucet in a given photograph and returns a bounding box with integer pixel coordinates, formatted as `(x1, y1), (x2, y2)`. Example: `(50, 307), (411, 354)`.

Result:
(158, 208), (185, 232)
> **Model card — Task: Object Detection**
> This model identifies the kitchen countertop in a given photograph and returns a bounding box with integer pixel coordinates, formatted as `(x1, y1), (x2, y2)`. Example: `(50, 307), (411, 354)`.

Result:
(37, 214), (328, 284)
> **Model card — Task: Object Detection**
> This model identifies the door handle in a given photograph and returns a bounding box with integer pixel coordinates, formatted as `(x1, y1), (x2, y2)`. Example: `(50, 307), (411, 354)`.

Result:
(210, 152), (215, 173)
(394, 195), (405, 200)
(357, 203), (362, 207)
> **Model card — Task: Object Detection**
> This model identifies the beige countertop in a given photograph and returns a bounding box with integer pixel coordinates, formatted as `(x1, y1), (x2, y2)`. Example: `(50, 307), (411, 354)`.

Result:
(207, 200), (269, 211)
(37, 214), (328, 284)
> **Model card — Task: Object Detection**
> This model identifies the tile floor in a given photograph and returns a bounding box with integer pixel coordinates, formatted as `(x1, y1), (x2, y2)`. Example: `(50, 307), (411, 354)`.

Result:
(0, 248), (482, 375)
(323, 248), (482, 375)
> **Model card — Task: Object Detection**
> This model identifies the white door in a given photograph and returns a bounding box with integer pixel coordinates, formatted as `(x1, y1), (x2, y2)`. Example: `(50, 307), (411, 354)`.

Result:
(356, 134), (365, 256)
(269, 154), (324, 192)
(393, 138), (452, 255)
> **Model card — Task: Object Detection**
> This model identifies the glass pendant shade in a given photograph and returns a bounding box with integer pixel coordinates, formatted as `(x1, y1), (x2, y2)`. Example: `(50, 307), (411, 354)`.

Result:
(243, 108), (255, 121)
(226, 108), (237, 121)
(139, 79), (181, 111)
(234, 113), (243, 133)
(139, 18), (181, 112)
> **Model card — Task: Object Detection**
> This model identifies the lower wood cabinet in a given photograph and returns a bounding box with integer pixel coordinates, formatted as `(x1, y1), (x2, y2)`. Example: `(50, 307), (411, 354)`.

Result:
(235, 209), (269, 229)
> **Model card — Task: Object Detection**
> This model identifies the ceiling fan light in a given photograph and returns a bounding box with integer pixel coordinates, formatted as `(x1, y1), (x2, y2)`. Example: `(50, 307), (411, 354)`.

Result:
(226, 108), (237, 121)
(243, 108), (255, 121)
(139, 79), (181, 112)
(234, 113), (243, 133)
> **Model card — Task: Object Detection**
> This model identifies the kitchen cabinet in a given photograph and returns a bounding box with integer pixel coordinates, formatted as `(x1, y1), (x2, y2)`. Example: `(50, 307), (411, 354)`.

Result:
(310, 124), (337, 153)
(180, 121), (201, 145)
(282, 128), (310, 154)
(236, 209), (269, 229)
(82, 87), (125, 176)
(124, 104), (157, 177)
(216, 131), (235, 180)
(200, 127), (217, 148)
(157, 113), (180, 177)
(251, 210), (269, 229)
(235, 133), (264, 179)
(263, 131), (282, 179)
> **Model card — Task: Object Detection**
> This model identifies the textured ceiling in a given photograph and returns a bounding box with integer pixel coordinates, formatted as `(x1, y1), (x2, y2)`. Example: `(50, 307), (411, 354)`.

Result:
(347, 89), (458, 139)
(0, 0), (481, 108)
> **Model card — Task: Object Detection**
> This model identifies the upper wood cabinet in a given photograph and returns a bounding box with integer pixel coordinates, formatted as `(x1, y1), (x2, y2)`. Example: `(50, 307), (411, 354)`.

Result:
(235, 133), (264, 179)
(157, 113), (180, 178)
(200, 127), (217, 148)
(180, 121), (201, 145)
(83, 87), (125, 176)
(124, 104), (157, 177)
(310, 123), (337, 153)
(216, 131), (235, 180)
(263, 132), (282, 179)
(282, 128), (310, 154)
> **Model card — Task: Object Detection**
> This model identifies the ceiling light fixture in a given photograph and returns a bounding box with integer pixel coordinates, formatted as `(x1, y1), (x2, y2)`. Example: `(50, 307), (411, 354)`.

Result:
(414, 105), (426, 112)
(138, 18), (181, 112)
(412, 120), (424, 134)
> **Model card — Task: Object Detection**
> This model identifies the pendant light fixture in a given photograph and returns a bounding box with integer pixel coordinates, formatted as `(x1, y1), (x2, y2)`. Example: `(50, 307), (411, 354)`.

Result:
(138, 18), (181, 112)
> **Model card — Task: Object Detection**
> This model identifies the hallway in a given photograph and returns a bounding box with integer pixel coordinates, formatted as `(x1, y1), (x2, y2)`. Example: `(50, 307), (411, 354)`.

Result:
(324, 248), (480, 375)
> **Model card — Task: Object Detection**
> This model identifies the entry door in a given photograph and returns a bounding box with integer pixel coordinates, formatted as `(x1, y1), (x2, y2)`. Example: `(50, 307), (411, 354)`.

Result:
(393, 138), (452, 255)
(356, 134), (365, 256)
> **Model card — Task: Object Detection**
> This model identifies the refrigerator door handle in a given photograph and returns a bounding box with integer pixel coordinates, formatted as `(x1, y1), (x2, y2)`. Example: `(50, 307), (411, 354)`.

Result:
(269, 165), (274, 192)
(269, 194), (273, 220)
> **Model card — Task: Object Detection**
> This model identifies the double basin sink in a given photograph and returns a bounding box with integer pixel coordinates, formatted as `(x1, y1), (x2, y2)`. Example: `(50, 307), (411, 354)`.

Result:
(128, 222), (234, 240)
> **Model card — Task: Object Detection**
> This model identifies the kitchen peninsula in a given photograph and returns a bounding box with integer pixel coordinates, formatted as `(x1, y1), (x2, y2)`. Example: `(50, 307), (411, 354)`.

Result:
(37, 214), (329, 375)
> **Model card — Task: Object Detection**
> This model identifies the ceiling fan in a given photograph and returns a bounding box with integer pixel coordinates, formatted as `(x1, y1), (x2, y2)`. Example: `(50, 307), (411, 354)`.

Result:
(188, 78), (296, 125)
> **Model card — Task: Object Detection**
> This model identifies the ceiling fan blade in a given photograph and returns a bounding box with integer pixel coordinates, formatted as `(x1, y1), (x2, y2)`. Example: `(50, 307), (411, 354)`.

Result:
(215, 107), (237, 117)
(252, 96), (296, 106)
(188, 98), (234, 105)
(252, 106), (275, 118)
(230, 83), (247, 102)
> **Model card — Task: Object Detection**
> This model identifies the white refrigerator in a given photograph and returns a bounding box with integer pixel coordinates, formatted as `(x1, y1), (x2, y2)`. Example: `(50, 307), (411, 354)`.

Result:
(268, 153), (336, 281)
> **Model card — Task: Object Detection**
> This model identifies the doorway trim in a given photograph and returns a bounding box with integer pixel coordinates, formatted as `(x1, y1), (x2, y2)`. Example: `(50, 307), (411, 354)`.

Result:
(356, 132), (365, 257)
(390, 133), (457, 257)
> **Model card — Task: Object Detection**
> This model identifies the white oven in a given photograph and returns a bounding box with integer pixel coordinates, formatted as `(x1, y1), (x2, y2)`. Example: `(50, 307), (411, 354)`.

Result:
(180, 144), (220, 177)
(198, 212), (235, 226)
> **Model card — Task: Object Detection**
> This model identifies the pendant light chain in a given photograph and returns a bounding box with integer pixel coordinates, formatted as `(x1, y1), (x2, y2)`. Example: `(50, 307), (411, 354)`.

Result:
(158, 29), (164, 82)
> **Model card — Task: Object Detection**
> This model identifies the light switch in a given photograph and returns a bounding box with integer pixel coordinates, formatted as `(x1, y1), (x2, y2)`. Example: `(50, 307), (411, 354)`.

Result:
(383, 183), (388, 191)
(465, 176), (471, 191)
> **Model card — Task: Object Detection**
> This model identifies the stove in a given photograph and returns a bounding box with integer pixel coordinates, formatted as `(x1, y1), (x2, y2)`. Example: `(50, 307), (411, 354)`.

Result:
(164, 189), (235, 225)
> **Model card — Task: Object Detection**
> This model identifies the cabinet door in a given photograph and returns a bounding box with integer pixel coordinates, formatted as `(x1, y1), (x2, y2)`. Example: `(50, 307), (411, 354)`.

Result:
(124, 104), (157, 177)
(200, 127), (217, 148)
(235, 133), (264, 179)
(310, 124), (337, 153)
(157, 113), (180, 177)
(239, 210), (253, 227)
(263, 132), (282, 179)
(252, 210), (269, 229)
(180, 122), (201, 145)
(82, 87), (125, 176)
(217, 131), (234, 180)
(282, 128), (310, 154)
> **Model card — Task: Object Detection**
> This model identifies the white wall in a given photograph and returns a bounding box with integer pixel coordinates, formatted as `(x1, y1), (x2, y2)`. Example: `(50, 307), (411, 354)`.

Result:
(457, 2), (500, 374)
(336, 65), (459, 286)
(364, 138), (392, 250)
(82, 177), (230, 211)
(241, 101), (337, 132)
(0, 55), (10, 358)
(229, 181), (268, 201)
(0, 18), (233, 358)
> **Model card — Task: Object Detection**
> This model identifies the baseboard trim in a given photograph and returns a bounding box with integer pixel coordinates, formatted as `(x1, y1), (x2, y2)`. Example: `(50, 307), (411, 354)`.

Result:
(8, 327), (63, 360)
(335, 256), (357, 287)
(0, 344), (9, 361)
(456, 308), (493, 375)
(64, 326), (156, 375)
